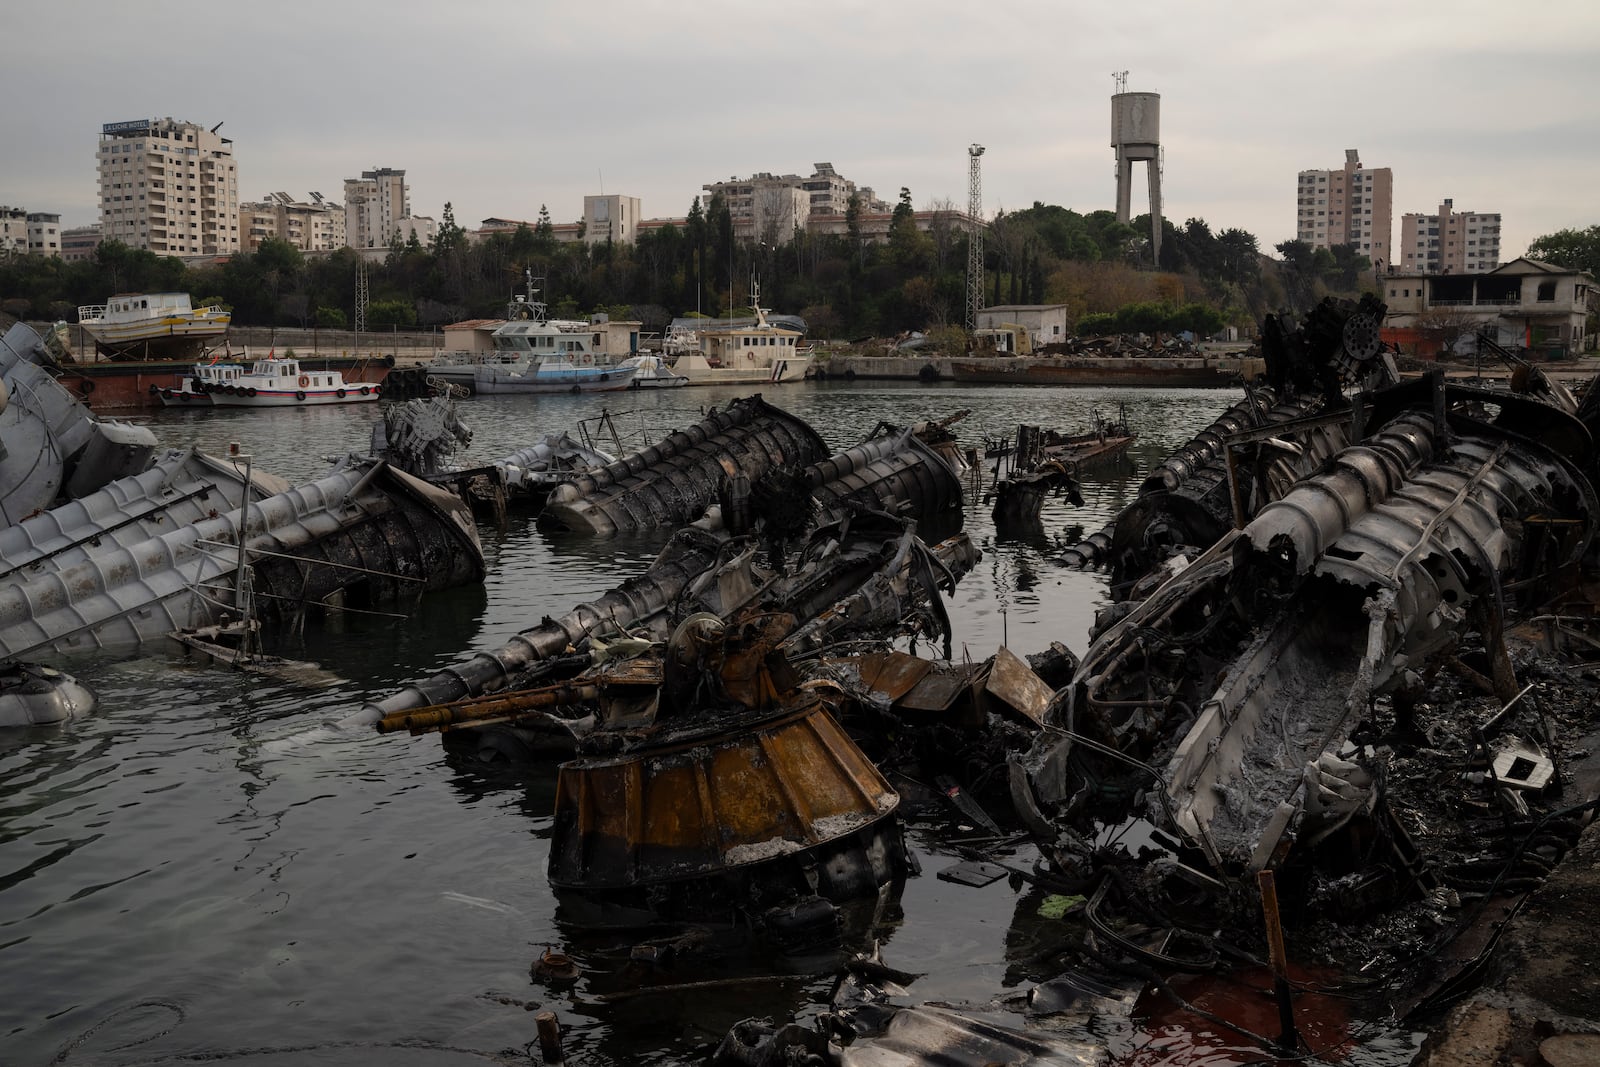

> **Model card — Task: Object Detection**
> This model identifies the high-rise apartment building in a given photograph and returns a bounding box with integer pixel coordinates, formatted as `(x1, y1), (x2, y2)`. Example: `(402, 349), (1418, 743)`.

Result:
(1295, 149), (1392, 270)
(1398, 199), (1500, 274)
(343, 168), (410, 249)
(96, 117), (240, 256)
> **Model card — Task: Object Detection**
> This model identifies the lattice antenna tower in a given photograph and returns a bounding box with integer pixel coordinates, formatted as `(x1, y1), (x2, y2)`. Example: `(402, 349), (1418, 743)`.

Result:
(966, 144), (985, 333)
(354, 256), (369, 338)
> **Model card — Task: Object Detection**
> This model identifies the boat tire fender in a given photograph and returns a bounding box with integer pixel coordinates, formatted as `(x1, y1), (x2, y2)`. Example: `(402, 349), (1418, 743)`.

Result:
(298, 375), (309, 388)
(360, 386), (370, 396)
(601, 373), (609, 382)
(295, 390), (306, 401)
(80, 380), (95, 394)
(844, 368), (857, 381)
(337, 388), (346, 398)
(570, 384), (581, 394)
(247, 388), (258, 397)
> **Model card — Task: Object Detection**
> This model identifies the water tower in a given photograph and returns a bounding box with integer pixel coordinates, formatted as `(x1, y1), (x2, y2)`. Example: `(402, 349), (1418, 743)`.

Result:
(1111, 72), (1162, 264)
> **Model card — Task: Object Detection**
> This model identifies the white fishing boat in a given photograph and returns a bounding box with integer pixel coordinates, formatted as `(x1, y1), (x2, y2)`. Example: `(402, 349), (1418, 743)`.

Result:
(152, 360), (247, 406)
(620, 354), (689, 389)
(208, 355), (381, 408)
(672, 281), (813, 386)
(76, 293), (231, 361)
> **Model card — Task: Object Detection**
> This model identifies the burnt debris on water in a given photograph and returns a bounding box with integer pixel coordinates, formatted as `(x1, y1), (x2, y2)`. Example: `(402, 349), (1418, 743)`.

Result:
(9, 298), (1600, 1064)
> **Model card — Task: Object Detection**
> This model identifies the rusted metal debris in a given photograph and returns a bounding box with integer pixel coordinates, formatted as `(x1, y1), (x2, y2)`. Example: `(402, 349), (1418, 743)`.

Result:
(987, 410), (1135, 526)
(539, 395), (830, 536)
(354, 414), (976, 727)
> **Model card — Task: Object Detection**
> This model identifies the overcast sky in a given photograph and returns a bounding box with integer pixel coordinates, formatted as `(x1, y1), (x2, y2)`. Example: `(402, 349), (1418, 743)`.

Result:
(7, 0), (1598, 261)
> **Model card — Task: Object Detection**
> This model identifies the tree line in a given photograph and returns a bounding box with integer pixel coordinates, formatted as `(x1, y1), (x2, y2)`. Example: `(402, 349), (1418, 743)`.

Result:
(0, 193), (1490, 342)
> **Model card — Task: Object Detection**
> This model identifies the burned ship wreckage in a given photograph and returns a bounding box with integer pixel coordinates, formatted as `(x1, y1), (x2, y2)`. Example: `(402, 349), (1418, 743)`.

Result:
(697, 298), (1600, 1066)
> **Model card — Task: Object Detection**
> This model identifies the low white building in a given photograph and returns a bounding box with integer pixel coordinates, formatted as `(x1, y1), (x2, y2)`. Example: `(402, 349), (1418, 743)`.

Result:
(976, 305), (1074, 348)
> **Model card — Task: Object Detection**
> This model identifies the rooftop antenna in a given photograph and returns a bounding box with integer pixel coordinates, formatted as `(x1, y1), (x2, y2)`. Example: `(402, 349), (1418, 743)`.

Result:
(1112, 70), (1128, 94)
(210, 120), (225, 133)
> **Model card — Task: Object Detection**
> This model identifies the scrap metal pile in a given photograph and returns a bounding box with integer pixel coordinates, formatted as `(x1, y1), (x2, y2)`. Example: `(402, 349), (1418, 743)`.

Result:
(714, 296), (1600, 1064)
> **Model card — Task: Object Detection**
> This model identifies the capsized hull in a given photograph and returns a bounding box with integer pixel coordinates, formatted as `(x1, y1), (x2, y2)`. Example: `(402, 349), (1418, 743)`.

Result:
(0, 460), (483, 661)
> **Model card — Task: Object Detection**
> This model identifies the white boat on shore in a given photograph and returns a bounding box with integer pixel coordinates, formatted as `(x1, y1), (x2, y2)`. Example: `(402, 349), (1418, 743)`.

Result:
(153, 360), (246, 406)
(208, 356), (381, 408)
(76, 293), (231, 361)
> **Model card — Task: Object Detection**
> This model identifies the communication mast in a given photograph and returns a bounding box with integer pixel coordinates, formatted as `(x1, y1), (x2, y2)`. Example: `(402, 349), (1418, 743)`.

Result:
(966, 144), (985, 333)
(354, 256), (369, 341)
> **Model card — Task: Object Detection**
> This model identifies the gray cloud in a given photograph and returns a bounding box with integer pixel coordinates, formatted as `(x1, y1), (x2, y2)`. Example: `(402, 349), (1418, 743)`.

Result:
(7, 0), (1597, 258)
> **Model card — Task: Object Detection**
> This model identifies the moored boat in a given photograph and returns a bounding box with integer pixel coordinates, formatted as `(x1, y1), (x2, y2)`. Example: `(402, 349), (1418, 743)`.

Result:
(153, 360), (246, 406)
(208, 355), (380, 407)
(671, 282), (813, 386)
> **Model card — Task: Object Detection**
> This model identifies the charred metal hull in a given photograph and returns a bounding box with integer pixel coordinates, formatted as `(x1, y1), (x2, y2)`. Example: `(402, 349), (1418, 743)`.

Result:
(1167, 416), (1597, 871)
(352, 522), (980, 727)
(355, 422), (976, 725)
(539, 395), (829, 536)
(807, 427), (965, 519)
(1, 322), (159, 528)
(1017, 380), (1598, 881)
(0, 461), (483, 661)
(494, 432), (613, 501)
(549, 701), (899, 892)
(0, 448), (281, 580)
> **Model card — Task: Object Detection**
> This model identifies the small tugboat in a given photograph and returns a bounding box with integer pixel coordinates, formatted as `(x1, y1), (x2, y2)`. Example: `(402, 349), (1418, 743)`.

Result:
(153, 359), (247, 406)
(208, 354), (380, 408)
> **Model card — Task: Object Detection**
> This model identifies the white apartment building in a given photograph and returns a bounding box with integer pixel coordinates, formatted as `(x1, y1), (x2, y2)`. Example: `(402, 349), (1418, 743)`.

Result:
(239, 192), (346, 252)
(28, 213), (60, 256)
(1398, 199), (1501, 274)
(344, 168), (410, 249)
(1295, 149), (1392, 269)
(582, 194), (642, 245)
(3, 207), (62, 256)
(96, 117), (240, 256)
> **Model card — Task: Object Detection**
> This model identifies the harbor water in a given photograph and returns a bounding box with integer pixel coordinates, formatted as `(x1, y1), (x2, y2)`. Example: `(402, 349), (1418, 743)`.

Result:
(0, 381), (1416, 1065)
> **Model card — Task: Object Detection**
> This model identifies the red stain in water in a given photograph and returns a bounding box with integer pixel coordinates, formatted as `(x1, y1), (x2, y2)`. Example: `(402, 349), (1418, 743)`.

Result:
(1114, 964), (1354, 1066)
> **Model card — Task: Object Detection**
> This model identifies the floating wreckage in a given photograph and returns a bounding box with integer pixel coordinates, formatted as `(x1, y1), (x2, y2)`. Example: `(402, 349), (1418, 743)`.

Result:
(0, 327), (485, 668)
(358, 410), (977, 730)
(356, 405), (989, 935)
(539, 395), (829, 536)
(0, 662), (97, 727)
(0, 452), (484, 661)
(986, 408), (1135, 526)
